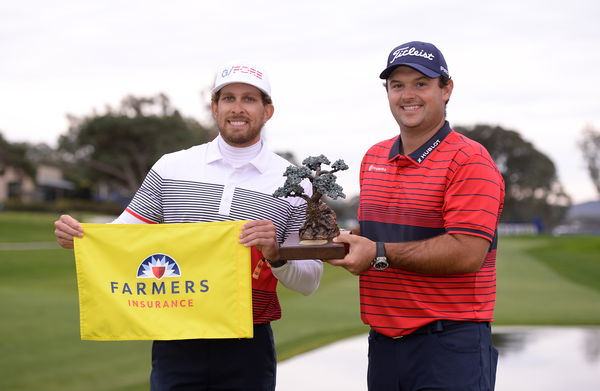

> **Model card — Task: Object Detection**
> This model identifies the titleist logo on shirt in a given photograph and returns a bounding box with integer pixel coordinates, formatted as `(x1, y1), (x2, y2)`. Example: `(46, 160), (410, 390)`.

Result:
(390, 46), (435, 64)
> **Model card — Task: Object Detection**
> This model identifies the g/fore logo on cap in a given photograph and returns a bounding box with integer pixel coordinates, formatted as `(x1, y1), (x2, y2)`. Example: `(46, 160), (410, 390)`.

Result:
(221, 66), (263, 80)
(137, 253), (181, 280)
(390, 46), (435, 64)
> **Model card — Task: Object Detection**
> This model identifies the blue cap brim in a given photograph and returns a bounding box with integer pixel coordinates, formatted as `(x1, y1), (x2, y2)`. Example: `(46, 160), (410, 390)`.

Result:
(379, 63), (441, 79)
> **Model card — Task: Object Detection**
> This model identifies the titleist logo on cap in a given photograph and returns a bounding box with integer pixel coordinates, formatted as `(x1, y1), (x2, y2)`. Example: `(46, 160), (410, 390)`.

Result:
(390, 46), (435, 64)
(379, 41), (449, 79)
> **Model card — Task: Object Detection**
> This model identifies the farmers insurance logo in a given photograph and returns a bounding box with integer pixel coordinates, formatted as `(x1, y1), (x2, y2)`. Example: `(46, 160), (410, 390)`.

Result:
(137, 253), (181, 280)
(110, 253), (209, 309)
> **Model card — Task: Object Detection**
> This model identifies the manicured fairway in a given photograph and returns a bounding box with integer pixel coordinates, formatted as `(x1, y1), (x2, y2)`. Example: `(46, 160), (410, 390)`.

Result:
(1, 212), (598, 390)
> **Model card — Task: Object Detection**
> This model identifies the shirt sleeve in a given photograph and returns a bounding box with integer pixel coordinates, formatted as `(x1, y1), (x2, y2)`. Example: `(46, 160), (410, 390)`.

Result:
(124, 167), (164, 224)
(111, 210), (149, 224)
(271, 259), (323, 296)
(443, 153), (504, 242)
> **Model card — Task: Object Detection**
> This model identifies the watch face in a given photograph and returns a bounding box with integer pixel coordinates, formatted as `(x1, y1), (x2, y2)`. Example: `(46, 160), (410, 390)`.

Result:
(372, 257), (389, 270)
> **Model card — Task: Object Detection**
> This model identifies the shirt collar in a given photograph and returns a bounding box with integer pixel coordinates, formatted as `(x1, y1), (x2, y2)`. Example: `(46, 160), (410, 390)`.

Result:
(205, 135), (270, 174)
(206, 136), (222, 164)
(248, 141), (271, 174)
(388, 121), (452, 164)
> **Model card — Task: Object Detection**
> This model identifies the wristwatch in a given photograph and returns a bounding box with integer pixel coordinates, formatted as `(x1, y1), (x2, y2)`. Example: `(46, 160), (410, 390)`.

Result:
(371, 242), (389, 270)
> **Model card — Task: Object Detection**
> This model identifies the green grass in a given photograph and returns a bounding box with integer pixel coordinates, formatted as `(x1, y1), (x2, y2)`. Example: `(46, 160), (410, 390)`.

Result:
(0, 211), (114, 243)
(0, 248), (150, 391)
(1, 212), (600, 390)
(494, 235), (600, 325)
(0, 212), (58, 242)
(272, 263), (368, 360)
(525, 235), (600, 293)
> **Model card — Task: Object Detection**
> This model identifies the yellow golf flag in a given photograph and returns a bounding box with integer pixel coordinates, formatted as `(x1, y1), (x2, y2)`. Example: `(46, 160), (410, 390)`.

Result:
(73, 221), (252, 341)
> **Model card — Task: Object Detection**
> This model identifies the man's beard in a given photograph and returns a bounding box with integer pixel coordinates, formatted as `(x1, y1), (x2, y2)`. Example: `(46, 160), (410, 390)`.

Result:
(219, 122), (265, 147)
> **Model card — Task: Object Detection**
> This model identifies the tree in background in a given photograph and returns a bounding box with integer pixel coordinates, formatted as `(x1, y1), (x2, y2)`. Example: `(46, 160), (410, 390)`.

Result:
(456, 124), (570, 230)
(58, 93), (216, 197)
(0, 132), (36, 178)
(578, 125), (600, 198)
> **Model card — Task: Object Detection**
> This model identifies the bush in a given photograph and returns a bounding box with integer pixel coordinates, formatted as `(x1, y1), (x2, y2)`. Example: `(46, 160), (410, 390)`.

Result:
(2, 199), (124, 215)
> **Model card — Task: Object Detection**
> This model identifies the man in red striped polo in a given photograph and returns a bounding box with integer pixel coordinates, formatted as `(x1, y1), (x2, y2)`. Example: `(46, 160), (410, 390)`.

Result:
(331, 41), (505, 390)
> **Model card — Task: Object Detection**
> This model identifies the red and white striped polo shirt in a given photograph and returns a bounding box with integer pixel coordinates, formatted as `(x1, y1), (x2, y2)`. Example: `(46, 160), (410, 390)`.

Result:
(358, 122), (505, 337)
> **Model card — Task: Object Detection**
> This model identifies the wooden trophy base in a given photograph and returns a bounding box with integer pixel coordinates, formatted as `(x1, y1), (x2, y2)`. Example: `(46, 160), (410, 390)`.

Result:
(278, 232), (349, 260)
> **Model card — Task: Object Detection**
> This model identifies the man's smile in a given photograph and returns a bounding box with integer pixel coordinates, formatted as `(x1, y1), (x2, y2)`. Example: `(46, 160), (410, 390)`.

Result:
(228, 120), (248, 126)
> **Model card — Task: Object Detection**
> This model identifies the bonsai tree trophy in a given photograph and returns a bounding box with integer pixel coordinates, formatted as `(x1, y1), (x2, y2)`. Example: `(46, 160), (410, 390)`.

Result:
(273, 155), (349, 259)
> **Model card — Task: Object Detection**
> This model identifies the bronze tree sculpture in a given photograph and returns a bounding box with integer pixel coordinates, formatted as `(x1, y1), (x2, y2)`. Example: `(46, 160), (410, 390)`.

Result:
(273, 155), (348, 241)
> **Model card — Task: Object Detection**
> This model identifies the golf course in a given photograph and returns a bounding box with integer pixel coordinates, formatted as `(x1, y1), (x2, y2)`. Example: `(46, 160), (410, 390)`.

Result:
(1, 212), (599, 391)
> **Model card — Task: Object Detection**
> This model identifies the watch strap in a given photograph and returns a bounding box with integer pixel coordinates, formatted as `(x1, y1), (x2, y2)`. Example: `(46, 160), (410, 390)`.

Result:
(267, 259), (288, 268)
(376, 242), (386, 258)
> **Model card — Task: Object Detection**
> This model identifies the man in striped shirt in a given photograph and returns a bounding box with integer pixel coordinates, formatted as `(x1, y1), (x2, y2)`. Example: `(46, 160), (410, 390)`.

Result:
(330, 41), (505, 390)
(54, 62), (323, 390)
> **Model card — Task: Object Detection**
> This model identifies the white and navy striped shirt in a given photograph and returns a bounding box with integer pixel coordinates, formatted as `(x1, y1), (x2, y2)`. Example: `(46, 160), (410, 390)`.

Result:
(126, 138), (308, 243)
(119, 136), (320, 323)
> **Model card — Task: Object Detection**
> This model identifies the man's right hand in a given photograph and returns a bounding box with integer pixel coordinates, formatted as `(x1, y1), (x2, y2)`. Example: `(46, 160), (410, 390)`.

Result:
(54, 214), (83, 249)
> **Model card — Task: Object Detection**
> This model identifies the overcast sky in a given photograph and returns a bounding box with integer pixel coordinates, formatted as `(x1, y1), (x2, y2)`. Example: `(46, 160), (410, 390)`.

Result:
(1, 0), (599, 203)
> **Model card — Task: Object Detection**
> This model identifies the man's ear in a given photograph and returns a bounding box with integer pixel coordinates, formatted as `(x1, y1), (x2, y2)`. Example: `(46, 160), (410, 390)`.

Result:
(443, 79), (454, 102)
(263, 104), (274, 122)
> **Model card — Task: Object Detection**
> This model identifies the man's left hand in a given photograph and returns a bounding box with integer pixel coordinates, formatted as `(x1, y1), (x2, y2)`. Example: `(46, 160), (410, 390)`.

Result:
(327, 233), (376, 275)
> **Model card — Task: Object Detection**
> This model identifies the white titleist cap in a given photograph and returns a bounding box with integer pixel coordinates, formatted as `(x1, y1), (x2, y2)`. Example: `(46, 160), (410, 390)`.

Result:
(211, 62), (271, 97)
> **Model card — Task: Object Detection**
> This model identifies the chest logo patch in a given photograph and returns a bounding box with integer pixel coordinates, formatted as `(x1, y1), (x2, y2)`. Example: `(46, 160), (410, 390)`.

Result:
(368, 164), (387, 172)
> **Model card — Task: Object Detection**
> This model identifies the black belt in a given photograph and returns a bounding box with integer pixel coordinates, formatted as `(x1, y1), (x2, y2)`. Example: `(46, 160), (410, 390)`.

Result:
(372, 320), (489, 339)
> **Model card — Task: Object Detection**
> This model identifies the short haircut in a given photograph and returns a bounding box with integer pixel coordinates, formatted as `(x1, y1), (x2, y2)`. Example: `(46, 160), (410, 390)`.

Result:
(211, 90), (273, 105)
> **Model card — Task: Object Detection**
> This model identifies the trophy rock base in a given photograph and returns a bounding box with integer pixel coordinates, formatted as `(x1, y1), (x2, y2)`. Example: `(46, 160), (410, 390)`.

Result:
(278, 232), (348, 260)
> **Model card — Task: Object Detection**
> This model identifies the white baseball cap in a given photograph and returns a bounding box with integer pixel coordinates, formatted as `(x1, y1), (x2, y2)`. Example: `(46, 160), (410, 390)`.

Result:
(211, 62), (271, 97)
